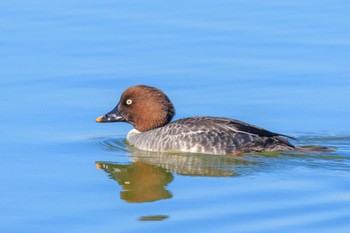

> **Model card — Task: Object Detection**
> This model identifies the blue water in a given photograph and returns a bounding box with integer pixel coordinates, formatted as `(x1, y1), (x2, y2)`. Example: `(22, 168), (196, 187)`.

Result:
(1, 0), (350, 232)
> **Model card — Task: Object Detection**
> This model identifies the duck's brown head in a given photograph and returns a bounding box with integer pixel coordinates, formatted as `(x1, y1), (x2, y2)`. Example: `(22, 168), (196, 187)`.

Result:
(96, 85), (175, 132)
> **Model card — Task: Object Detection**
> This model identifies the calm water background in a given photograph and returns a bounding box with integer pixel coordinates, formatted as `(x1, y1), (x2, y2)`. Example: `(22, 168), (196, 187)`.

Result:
(1, 0), (350, 232)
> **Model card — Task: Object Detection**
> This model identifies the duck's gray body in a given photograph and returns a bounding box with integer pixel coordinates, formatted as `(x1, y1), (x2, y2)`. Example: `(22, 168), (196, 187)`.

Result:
(126, 116), (295, 155)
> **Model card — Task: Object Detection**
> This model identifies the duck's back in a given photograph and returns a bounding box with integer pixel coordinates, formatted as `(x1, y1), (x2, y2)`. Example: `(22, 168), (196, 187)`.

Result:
(126, 116), (295, 155)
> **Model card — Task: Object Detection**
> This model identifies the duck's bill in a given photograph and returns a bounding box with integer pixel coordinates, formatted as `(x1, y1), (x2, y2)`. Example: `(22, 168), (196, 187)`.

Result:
(96, 109), (125, 123)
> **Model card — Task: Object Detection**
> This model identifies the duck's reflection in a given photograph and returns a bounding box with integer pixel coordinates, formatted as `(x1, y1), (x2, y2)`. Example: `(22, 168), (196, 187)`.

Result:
(96, 160), (173, 203)
(96, 149), (259, 203)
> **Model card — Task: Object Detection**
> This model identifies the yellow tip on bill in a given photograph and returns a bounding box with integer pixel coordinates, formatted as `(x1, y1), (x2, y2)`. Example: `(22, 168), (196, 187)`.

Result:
(96, 116), (104, 122)
(95, 162), (102, 170)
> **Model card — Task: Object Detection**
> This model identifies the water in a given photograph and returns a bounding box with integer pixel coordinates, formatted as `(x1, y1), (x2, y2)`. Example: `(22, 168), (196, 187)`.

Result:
(1, 0), (350, 232)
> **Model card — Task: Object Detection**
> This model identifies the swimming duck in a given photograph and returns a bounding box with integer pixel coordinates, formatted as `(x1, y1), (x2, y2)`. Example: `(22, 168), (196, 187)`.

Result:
(95, 85), (306, 155)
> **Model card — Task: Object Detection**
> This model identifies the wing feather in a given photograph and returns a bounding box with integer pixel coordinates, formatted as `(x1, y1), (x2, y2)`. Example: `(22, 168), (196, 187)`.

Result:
(172, 117), (296, 140)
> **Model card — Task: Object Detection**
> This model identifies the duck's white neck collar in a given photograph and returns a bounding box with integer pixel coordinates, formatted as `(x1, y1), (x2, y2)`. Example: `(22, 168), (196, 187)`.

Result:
(126, 128), (141, 141)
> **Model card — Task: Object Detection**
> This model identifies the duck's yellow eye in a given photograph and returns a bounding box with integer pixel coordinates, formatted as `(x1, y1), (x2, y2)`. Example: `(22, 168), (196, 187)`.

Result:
(126, 99), (133, 105)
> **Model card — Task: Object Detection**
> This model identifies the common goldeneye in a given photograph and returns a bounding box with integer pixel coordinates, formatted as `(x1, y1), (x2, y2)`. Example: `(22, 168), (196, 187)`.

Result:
(96, 85), (320, 155)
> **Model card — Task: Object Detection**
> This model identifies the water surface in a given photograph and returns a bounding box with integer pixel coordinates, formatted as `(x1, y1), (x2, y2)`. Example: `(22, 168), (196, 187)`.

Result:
(1, 0), (350, 232)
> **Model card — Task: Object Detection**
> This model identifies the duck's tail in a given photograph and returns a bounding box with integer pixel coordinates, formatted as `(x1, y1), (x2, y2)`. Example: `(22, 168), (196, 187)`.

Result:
(258, 136), (334, 153)
(294, 145), (335, 153)
(274, 135), (335, 153)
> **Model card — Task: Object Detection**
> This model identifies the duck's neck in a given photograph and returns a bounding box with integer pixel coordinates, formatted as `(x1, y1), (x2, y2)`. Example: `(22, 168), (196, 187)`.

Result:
(126, 128), (141, 141)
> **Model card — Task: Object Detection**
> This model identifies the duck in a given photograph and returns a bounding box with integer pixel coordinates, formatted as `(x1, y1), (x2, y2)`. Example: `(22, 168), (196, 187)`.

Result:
(96, 85), (322, 155)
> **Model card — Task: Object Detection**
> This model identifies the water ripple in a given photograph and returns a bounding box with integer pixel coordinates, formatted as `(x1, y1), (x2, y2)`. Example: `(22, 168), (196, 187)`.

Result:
(88, 136), (128, 152)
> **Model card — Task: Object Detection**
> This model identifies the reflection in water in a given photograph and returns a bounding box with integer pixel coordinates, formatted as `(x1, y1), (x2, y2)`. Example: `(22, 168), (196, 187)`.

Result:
(95, 136), (345, 204)
(126, 150), (244, 177)
(96, 143), (260, 203)
(96, 161), (173, 203)
(138, 215), (169, 221)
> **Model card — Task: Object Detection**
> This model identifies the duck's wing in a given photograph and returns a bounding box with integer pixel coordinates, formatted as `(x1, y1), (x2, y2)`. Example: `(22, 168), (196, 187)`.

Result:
(152, 117), (295, 154)
(173, 117), (296, 140)
(224, 118), (297, 140)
